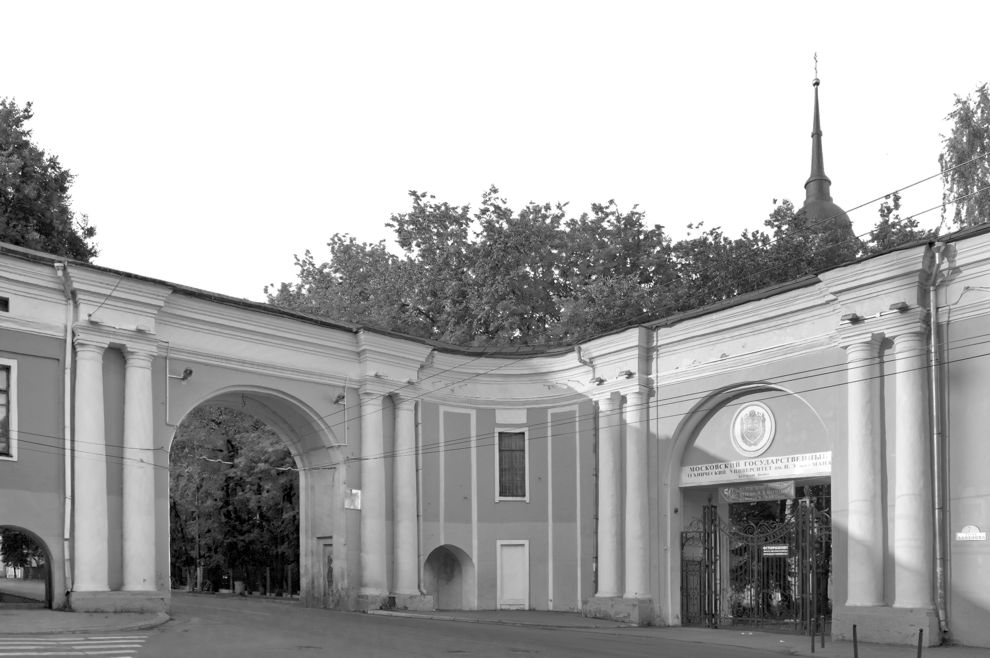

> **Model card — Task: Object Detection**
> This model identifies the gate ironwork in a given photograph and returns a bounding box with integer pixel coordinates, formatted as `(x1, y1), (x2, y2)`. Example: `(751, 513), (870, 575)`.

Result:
(681, 485), (831, 635)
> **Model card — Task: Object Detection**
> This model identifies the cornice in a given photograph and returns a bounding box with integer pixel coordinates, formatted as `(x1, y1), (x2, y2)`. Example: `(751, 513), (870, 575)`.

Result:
(656, 284), (833, 350)
(69, 266), (171, 331)
(0, 315), (65, 340)
(657, 334), (835, 386)
(356, 329), (434, 384)
(158, 295), (359, 363)
(160, 343), (358, 387)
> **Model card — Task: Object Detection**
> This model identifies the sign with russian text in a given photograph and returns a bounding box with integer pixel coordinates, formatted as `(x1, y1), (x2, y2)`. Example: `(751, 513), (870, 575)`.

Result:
(681, 452), (831, 486)
(720, 481), (796, 503)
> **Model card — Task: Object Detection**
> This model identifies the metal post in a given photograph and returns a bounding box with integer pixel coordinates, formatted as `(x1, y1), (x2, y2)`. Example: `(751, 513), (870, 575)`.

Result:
(853, 624), (858, 658)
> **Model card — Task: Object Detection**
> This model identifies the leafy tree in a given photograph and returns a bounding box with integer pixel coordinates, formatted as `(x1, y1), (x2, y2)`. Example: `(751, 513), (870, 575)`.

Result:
(865, 192), (934, 255)
(271, 184), (940, 346)
(169, 406), (298, 593)
(0, 528), (45, 569)
(940, 83), (990, 228)
(0, 99), (97, 260)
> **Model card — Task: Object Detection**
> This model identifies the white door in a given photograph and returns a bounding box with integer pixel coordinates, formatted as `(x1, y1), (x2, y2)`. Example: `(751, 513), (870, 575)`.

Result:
(497, 540), (529, 609)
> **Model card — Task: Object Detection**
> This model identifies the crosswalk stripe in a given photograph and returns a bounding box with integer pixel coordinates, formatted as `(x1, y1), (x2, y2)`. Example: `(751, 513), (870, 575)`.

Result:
(0, 634), (146, 657)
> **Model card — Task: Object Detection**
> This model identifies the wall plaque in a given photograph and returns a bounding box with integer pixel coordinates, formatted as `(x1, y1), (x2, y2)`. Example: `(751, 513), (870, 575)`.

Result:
(731, 402), (775, 457)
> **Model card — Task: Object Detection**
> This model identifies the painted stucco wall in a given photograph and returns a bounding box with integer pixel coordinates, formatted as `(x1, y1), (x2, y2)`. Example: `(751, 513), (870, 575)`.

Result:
(419, 398), (595, 610)
(942, 302), (990, 647)
(0, 327), (67, 607)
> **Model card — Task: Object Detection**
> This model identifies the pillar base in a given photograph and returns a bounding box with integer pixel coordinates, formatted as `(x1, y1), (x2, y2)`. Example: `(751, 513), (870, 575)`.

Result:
(583, 596), (653, 626)
(69, 590), (168, 613)
(833, 605), (941, 647)
(392, 593), (435, 611)
(357, 592), (392, 611)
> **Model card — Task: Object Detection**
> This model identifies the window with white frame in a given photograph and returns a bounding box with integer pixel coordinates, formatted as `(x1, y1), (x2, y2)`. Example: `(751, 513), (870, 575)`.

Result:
(497, 430), (527, 499)
(0, 360), (16, 460)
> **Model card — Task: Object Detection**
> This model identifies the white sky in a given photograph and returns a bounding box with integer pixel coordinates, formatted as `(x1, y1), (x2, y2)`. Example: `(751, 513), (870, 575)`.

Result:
(4, 1), (988, 302)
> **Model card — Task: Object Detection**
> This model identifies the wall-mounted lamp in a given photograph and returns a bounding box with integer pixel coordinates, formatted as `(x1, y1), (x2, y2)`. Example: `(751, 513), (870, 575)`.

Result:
(617, 370), (634, 379)
(888, 301), (910, 312)
(168, 367), (194, 382)
(589, 376), (605, 385)
(840, 313), (862, 324)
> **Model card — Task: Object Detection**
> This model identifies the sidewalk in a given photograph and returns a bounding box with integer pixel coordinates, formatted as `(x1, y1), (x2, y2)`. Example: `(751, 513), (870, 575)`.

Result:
(369, 609), (990, 657)
(0, 609), (169, 635)
(3, 605), (989, 657)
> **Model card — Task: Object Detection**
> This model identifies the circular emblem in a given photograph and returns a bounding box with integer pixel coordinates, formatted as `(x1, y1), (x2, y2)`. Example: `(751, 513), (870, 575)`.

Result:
(730, 402), (775, 457)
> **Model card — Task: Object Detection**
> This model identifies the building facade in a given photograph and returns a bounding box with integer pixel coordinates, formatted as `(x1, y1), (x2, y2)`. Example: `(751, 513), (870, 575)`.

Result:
(2, 84), (989, 648)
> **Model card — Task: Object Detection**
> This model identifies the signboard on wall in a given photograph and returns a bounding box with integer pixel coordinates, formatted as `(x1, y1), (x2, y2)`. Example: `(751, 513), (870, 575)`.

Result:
(720, 480), (796, 503)
(681, 451), (831, 486)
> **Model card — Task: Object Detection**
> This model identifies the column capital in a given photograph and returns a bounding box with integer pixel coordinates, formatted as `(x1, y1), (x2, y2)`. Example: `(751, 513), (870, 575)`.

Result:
(837, 330), (885, 356)
(878, 307), (928, 340)
(391, 394), (416, 411)
(124, 346), (156, 366)
(73, 328), (110, 352)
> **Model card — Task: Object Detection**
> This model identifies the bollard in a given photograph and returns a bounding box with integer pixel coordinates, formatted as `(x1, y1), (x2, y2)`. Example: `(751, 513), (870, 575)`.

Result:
(821, 616), (825, 648)
(811, 617), (816, 653)
(917, 628), (923, 658)
(853, 624), (859, 658)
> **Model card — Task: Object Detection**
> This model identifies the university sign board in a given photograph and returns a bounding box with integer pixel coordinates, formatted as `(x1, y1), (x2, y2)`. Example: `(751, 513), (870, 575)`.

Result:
(681, 451), (831, 486)
(720, 480), (796, 503)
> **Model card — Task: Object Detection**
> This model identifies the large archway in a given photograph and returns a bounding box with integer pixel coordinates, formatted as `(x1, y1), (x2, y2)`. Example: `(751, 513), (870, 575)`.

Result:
(668, 383), (833, 633)
(168, 386), (345, 608)
(0, 526), (52, 609)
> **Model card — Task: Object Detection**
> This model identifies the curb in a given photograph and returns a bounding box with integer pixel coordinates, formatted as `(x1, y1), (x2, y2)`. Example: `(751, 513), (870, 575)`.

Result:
(0, 612), (171, 636)
(366, 609), (637, 630)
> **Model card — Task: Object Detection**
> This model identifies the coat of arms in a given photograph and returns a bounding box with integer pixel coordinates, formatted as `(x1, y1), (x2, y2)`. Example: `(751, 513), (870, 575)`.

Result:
(731, 403), (775, 456)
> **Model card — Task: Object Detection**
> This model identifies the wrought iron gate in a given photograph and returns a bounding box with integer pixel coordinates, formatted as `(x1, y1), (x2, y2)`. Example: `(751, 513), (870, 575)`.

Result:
(681, 486), (831, 635)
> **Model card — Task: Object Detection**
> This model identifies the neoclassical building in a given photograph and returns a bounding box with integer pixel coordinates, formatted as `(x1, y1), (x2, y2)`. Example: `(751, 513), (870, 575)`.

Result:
(1, 83), (989, 648)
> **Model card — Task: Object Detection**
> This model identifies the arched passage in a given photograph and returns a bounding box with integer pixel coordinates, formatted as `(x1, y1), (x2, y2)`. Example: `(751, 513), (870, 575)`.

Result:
(424, 545), (476, 611)
(0, 526), (53, 609)
(168, 386), (345, 608)
(666, 382), (832, 632)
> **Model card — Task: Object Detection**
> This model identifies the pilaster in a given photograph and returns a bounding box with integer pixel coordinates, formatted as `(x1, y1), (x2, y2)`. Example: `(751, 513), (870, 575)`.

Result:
(122, 346), (157, 591)
(839, 330), (885, 607)
(72, 333), (110, 593)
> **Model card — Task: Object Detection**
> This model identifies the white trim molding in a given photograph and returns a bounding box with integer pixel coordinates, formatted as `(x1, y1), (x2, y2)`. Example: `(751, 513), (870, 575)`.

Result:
(0, 358), (18, 461)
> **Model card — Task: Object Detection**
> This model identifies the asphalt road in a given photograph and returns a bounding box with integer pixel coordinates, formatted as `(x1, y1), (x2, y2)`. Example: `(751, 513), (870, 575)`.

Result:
(143, 593), (769, 657)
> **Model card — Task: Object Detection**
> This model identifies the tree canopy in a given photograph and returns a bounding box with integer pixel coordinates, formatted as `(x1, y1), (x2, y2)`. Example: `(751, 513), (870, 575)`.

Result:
(0, 99), (97, 261)
(268, 187), (930, 347)
(940, 83), (990, 228)
(169, 406), (298, 592)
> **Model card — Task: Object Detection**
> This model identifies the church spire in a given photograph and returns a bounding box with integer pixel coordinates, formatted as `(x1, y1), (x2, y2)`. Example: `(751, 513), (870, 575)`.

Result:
(804, 76), (833, 204)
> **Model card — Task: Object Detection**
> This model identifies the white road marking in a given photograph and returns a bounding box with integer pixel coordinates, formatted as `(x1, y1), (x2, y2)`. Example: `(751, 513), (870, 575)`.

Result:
(0, 634), (146, 657)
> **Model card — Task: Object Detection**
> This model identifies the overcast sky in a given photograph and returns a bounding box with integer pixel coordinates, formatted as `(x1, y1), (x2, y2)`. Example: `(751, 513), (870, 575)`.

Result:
(4, 1), (989, 301)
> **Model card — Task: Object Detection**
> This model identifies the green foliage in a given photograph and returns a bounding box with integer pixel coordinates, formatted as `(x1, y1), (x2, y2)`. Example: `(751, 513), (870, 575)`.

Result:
(865, 192), (933, 255)
(0, 528), (45, 569)
(270, 187), (930, 346)
(0, 99), (97, 260)
(940, 83), (990, 228)
(169, 406), (298, 587)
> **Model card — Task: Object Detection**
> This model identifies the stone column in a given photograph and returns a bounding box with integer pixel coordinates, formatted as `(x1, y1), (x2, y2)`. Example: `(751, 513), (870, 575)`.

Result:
(122, 347), (157, 591)
(72, 338), (109, 592)
(843, 334), (885, 606)
(892, 329), (934, 608)
(359, 391), (388, 597)
(393, 396), (418, 596)
(596, 393), (622, 598)
(623, 388), (649, 599)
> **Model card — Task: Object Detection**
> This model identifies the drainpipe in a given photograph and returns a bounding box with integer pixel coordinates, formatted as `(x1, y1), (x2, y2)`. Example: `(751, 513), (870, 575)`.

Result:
(929, 242), (949, 638)
(53, 261), (76, 594)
